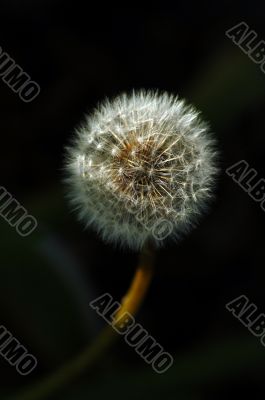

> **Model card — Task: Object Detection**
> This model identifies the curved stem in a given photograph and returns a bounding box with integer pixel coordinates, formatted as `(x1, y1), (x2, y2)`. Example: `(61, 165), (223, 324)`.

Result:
(9, 242), (155, 400)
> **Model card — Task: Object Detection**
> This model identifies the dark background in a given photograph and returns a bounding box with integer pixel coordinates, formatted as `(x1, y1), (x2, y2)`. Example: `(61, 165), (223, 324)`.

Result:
(0, 2), (265, 399)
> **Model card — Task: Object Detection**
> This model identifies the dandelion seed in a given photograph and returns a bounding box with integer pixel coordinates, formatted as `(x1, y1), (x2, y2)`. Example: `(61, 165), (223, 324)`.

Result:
(65, 90), (218, 250)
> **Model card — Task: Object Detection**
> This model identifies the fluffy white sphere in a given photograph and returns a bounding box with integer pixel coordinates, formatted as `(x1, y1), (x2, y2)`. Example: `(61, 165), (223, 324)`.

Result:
(65, 91), (218, 250)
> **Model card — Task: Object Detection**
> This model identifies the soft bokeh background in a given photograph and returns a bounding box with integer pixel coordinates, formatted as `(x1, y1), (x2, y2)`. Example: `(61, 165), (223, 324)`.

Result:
(0, 2), (265, 399)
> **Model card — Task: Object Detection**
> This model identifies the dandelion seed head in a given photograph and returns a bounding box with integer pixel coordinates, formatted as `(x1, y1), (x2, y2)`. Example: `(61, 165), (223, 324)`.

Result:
(65, 91), (218, 250)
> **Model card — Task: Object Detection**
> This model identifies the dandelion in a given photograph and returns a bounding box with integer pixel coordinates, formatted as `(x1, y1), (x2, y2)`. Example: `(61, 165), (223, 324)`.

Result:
(11, 91), (219, 399)
(65, 90), (218, 250)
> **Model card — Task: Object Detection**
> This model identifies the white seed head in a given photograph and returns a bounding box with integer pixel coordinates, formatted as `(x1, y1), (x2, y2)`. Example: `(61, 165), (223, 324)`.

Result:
(65, 91), (218, 250)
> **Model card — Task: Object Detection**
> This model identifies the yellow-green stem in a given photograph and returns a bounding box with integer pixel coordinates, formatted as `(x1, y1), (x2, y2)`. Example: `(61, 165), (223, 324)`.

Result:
(9, 242), (154, 400)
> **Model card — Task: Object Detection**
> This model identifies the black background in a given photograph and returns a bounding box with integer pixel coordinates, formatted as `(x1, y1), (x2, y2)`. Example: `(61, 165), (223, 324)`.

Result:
(0, 2), (265, 399)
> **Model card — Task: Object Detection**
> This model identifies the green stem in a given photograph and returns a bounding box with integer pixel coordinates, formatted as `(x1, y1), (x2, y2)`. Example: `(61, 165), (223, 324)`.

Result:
(9, 242), (154, 400)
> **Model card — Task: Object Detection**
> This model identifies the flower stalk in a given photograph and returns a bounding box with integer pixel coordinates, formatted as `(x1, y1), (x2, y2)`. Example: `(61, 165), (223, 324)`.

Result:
(10, 242), (154, 400)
